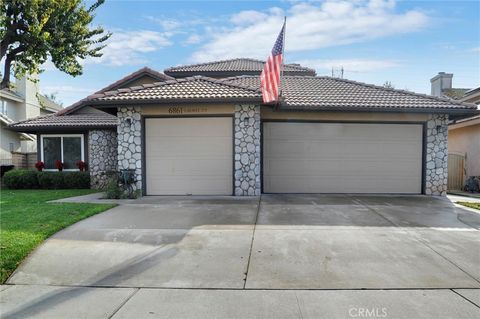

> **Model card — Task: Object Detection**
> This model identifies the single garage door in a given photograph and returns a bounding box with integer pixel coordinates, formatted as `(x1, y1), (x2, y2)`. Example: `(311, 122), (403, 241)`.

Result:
(145, 117), (232, 195)
(263, 122), (423, 194)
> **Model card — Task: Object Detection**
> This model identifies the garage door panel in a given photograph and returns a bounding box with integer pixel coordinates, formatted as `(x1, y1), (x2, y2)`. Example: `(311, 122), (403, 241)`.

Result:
(265, 141), (422, 159)
(264, 159), (420, 177)
(147, 176), (232, 195)
(146, 158), (231, 176)
(146, 137), (231, 158)
(146, 117), (232, 195)
(147, 118), (231, 137)
(263, 122), (422, 194)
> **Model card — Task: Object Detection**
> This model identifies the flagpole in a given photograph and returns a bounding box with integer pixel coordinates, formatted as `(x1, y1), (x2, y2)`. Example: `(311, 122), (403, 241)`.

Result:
(279, 16), (286, 106)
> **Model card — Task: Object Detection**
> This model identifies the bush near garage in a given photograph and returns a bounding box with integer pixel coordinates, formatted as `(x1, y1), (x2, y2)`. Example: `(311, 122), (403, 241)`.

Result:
(3, 170), (90, 189)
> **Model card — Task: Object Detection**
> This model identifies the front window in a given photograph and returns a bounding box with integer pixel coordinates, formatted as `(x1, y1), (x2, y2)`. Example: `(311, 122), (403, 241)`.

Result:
(41, 135), (84, 170)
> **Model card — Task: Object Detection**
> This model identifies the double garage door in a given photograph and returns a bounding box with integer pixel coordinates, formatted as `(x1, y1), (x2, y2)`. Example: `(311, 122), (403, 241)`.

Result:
(263, 122), (423, 194)
(145, 118), (423, 195)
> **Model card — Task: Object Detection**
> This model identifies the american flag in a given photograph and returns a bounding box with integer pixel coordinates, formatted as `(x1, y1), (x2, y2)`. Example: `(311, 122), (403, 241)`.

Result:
(260, 22), (285, 104)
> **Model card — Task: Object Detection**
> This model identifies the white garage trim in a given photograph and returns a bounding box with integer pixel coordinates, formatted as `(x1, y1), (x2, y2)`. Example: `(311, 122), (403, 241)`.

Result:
(262, 121), (425, 194)
(144, 116), (234, 195)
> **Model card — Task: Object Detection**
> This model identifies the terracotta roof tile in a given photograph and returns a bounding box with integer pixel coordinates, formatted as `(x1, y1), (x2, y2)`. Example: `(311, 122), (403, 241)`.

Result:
(8, 112), (117, 132)
(221, 75), (477, 111)
(164, 58), (316, 77)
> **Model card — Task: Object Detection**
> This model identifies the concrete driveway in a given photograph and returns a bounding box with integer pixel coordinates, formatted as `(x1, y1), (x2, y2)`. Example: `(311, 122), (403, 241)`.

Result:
(2, 194), (480, 318)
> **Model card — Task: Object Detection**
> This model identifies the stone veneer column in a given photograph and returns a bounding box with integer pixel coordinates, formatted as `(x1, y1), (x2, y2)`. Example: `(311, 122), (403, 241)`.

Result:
(117, 106), (142, 191)
(234, 104), (261, 196)
(425, 114), (448, 196)
(88, 129), (118, 189)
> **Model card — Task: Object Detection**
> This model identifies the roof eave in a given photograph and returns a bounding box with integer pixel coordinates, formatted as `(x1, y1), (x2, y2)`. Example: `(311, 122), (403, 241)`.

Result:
(278, 105), (479, 115)
(7, 123), (117, 133)
(87, 96), (263, 107)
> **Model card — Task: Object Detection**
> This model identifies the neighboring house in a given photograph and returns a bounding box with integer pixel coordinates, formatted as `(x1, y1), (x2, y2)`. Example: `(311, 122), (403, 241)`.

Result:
(9, 59), (478, 195)
(0, 75), (62, 168)
(430, 72), (480, 190)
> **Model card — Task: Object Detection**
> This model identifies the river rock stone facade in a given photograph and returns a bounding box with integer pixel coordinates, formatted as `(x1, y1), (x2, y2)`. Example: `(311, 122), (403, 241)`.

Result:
(88, 129), (118, 189)
(117, 106), (142, 191)
(234, 104), (261, 196)
(425, 114), (448, 196)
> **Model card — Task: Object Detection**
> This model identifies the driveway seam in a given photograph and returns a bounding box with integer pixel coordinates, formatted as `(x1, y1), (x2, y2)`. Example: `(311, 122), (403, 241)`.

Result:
(451, 289), (480, 309)
(412, 237), (480, 286)
(108, 287), (140, 319)
(243, 195), (262, 289)
(352, 197), (480, 286)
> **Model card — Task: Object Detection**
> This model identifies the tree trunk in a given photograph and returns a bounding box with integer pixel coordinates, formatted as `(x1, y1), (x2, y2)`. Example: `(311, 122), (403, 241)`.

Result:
(1, 55), (12, 89)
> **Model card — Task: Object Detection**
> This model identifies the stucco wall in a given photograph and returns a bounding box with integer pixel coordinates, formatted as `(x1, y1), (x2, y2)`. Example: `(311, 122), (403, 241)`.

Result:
(89, 129), (118, 189)
(448, 123), (480, 177)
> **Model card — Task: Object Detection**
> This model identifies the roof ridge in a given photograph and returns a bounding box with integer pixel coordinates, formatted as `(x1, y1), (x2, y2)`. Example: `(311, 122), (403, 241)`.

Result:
(164, 58), (261, 72)
(164, 57), (315, 72)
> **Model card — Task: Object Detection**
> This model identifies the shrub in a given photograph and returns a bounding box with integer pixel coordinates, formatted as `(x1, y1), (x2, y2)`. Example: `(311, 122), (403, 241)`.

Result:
(4, 170), (90, 189)
(64, 172), (90, 189)
(38, 172), (65, 189)
(104, 174), (123, 199)
(3, 170), (39, 189)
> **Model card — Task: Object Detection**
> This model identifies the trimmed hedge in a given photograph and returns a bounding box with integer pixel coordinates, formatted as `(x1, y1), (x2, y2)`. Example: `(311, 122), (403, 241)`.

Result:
(3, 170), (90, 189)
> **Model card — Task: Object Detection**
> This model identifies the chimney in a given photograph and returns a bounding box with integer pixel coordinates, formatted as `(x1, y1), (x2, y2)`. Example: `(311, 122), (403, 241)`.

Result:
(430, 72), (453, 97)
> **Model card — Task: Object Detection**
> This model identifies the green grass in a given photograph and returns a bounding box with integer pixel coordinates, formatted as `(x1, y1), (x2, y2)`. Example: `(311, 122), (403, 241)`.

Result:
(457, 201), (480, 210)
(0, 189), (116, 283)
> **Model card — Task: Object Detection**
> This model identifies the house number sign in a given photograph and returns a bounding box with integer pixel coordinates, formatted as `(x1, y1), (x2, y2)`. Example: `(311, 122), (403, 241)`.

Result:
(168, 107), (208, 114)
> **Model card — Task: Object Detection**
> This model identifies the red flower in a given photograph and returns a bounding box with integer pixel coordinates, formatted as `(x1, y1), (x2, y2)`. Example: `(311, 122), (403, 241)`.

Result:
(76, 160), (86, 171)
(55, 160), (64, 171)
(35, 161), (45, 172)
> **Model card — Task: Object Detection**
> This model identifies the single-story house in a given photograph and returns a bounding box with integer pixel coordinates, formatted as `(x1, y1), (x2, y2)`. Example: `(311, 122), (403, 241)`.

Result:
(8, 58), (478, 196)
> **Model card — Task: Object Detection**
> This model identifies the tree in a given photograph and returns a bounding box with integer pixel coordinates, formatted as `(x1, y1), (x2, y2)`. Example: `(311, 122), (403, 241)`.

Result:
(0, 0), (110, 89)
(383, 81), (395, 89)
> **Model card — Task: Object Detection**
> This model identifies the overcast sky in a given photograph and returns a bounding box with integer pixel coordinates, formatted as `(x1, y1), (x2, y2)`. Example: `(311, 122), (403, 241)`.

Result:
(36, 0), (479, 107)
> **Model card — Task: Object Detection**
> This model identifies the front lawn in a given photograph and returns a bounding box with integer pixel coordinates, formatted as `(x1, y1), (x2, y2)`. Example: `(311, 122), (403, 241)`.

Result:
(457, 201), (480, 211)
(0, 189), (116, 283)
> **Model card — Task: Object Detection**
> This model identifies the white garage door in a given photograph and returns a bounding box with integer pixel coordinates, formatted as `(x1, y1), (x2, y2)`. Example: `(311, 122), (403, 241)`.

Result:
(263, 122), (423, 194)
(145, 117), (232, 195)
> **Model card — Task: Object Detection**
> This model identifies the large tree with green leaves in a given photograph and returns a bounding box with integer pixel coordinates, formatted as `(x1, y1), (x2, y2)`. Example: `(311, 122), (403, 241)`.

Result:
(0, 0), (110, 89)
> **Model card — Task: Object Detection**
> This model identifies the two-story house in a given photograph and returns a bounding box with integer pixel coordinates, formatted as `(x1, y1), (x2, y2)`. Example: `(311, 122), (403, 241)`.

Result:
(0, 75), (62, 170)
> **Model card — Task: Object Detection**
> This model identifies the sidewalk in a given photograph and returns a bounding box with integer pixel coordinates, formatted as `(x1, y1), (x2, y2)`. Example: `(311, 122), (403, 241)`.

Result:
(1, 285), (479, 319)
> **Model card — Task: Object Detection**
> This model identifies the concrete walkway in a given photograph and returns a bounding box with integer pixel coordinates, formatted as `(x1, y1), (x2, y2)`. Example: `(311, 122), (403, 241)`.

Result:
(1, 194), (479, 318)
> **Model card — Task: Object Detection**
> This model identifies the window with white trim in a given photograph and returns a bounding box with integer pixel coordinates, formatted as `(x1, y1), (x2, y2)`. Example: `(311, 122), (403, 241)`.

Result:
(41, 134), (85, 170)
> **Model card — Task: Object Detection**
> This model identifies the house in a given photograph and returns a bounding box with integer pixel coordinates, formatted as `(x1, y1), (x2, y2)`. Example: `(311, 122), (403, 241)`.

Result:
(430, 72), (480, 190)
(8, 59), (478, 195)
(1, 75), (62, 169)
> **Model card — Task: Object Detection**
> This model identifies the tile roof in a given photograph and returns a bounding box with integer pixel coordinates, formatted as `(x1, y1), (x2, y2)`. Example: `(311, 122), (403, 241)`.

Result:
(164, 58), (316, 77)
(94, 67), (174, 94)
(57, 67), (174, 116)
(442, 88), (470, 100)
(8, 112), (118, 132)
(87, 76), (262, 103)
(221, 75), (478, 112)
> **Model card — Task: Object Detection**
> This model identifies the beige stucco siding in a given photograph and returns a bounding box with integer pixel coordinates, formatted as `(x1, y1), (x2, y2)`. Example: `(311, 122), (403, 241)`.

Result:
(261, 107), (429, 121)
(141, 104), (234, 116)
(448, 123), (480, 176)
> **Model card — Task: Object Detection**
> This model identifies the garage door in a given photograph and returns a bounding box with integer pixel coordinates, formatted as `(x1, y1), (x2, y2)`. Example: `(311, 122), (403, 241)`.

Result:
(145, 117), (232, 195)
(263, 122), (423, 194)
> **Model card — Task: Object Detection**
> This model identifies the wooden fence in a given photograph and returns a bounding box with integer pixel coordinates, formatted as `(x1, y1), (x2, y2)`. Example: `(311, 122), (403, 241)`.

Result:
(447, 153), (465, 190)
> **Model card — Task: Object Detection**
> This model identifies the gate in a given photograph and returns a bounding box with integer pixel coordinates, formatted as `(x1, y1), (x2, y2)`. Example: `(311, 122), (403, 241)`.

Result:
(447, 153), (465, 190)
